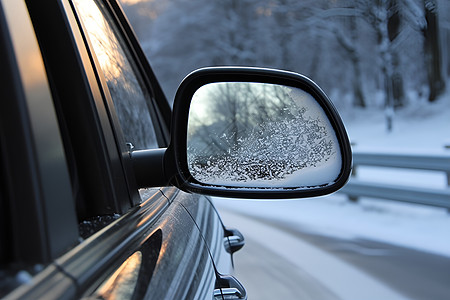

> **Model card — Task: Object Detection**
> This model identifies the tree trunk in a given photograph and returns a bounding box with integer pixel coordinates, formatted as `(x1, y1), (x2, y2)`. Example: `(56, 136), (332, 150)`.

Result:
(349, 14), (366, 108)
(423, 0), (446, 102)
(331, 6), (366, 108)
(387, 0), (405, 108)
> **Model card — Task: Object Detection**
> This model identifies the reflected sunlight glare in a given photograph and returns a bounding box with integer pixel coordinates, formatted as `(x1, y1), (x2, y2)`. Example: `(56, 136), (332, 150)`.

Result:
(95, 251), (142, 300)
(73, 0), (124, 79)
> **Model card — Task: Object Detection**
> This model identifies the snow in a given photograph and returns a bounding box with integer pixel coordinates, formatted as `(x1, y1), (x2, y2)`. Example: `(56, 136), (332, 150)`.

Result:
(279, 154), (341, 187)
(214, 90), (450, 257)
(340, 92), (450, 154)
(214, 194), (450, 257)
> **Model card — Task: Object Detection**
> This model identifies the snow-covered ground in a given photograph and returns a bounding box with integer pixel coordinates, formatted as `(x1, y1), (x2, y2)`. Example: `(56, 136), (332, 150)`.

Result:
(341, 91), (450, 154)
(214, 91), (450, 257)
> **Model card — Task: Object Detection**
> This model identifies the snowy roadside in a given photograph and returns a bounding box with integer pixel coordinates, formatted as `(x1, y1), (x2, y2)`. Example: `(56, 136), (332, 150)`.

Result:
(213, 194), (450, 258)
(213, 93), (450, 258)
(339, 91), (450, 154)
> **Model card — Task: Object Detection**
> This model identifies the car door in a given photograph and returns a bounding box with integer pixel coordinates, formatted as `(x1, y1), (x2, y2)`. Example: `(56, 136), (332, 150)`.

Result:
(1, 0), (232, 299)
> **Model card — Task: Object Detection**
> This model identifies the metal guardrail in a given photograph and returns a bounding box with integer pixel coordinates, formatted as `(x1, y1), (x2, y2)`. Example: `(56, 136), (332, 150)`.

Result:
(339, 152), (450, 209)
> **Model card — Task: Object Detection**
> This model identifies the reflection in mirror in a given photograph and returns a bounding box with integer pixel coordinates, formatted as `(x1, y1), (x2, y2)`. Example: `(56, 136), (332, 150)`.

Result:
(187, 82), (342, 188)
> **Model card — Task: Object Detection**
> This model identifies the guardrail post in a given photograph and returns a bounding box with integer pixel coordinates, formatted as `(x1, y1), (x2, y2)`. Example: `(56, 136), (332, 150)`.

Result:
(348, 166), (359, 202)
(348, 142), (358, 203)
(444, 147), (450, 212)
(445, 145), (450, 187)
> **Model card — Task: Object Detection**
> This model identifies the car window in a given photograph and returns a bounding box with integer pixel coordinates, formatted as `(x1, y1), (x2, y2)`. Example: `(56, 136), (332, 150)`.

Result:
(72, 0), (158, 150)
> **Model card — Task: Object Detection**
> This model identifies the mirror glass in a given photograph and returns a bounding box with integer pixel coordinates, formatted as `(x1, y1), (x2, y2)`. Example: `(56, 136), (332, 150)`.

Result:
(187, 82), (342, 188)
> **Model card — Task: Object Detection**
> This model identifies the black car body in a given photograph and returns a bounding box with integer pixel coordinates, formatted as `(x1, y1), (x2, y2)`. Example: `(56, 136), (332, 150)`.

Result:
(0, 0), (351, 299)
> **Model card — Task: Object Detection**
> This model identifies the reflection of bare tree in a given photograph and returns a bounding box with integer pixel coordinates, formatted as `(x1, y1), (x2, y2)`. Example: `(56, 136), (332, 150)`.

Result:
(188, 82), (297, 157)
(187, 83), (335, 184)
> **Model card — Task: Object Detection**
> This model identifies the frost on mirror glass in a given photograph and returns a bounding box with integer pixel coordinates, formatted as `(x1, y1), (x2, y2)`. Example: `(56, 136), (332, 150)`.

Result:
(187, 82), (341, 188)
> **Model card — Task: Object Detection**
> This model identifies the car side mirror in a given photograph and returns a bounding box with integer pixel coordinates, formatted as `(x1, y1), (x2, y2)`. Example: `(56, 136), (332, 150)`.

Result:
(132, 67), (351, 199)
(162, 67), (352, 199)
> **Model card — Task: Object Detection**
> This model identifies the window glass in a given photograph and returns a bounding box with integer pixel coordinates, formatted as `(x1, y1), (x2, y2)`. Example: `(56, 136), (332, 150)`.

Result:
(72, 0), (158, 150)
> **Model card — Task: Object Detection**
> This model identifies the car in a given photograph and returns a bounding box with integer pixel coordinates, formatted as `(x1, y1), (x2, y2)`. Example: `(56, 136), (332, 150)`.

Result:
(0, 0), (351, 299)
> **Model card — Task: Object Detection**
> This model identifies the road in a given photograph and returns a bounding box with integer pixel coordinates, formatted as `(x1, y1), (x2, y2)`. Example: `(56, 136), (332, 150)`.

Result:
(217, 208), (450, 300)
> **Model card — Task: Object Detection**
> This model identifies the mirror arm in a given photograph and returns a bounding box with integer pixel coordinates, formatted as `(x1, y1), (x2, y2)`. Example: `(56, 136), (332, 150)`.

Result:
(131, 148), (170, 188)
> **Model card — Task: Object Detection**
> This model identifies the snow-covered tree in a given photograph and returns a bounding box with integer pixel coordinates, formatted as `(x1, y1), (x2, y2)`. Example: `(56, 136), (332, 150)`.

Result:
(121, 0), (447, 110)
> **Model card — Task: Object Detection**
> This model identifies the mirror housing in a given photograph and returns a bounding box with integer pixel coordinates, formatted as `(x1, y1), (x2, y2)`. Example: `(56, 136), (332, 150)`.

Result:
(161, 67), (352, 199)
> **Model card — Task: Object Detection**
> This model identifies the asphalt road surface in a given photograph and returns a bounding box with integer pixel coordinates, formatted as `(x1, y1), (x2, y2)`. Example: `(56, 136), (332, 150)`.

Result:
(217, 208), (450, 300)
